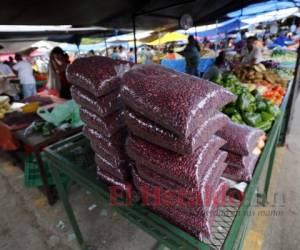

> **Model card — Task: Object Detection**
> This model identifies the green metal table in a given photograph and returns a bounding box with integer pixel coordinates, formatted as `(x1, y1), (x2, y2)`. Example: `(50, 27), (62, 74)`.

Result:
(44, 81), (292, 250)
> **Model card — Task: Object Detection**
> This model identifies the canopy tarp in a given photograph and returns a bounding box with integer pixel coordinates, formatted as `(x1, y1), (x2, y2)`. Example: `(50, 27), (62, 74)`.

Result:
(0, 0), (264, 30)
(147, 32), (187, 45)
(184, 19), (249, 37)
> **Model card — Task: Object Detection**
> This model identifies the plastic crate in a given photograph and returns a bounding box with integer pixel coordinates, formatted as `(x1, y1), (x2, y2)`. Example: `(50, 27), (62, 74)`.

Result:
(24, 153), (69, 187)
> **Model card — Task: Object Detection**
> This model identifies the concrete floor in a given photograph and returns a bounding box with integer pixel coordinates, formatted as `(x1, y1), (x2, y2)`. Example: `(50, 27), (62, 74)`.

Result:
(1, 96), (300, 250)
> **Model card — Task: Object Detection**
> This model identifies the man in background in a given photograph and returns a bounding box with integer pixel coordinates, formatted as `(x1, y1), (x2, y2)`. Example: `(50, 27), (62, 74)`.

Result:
(13, 54), (36, 98)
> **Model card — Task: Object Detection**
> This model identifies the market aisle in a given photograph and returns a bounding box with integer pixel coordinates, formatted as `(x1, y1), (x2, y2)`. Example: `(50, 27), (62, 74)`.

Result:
(243, 94), (300, 250)
(0, 154), (157, 250)
(262, 94), (300, 249)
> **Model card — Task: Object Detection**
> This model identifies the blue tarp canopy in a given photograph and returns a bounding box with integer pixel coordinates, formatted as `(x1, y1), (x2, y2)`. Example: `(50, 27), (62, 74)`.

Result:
(228, 0), (300, 19)
(188, 19), (248, 37)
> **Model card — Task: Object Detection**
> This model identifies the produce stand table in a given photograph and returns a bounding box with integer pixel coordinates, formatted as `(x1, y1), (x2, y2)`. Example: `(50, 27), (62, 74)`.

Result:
(44, 79), (292, 250)
(14, 126), (82, 205)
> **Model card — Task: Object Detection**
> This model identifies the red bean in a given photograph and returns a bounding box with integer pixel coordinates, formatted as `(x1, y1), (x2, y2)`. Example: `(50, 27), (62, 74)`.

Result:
(125, 108), (229, 154)
(121, 64), (235, 138)
(216, 120), (265, 156)
(66, 56), (133, 97)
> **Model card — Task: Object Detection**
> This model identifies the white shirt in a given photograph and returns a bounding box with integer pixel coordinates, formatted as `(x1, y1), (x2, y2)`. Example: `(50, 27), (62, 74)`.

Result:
(0, 63), (13, 76)
(118, 51), (128, 61)
(13, 60), (36, 85)
(241, 46), (263, 64)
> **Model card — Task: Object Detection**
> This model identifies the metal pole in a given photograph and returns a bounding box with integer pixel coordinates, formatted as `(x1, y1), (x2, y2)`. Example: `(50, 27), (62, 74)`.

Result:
(132, 15), (138, 63)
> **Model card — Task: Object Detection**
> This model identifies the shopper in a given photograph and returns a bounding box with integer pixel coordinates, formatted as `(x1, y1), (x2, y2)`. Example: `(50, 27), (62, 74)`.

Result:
(111, 47), (119, 60)
(127, 48), (135, 63)
(180, 35), (200, 76)
(144, 47), (153, 64)
(47, 47), (72, 99)
(118, 46), (128, 61)
(13, 54), (36, 98)
(241, 36), (263, 65)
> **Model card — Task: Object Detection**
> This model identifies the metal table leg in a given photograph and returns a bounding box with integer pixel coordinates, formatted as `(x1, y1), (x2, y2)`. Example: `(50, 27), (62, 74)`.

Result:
(35, 151), (56, 205)
(49, 163), (88, 250)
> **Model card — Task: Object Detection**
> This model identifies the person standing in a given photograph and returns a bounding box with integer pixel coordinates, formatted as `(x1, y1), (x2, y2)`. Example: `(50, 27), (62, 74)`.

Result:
(47, 47), (72, 99)
(241, 37), (264, 65)
(180, 35), (200, 76)
(13, 54), (36, 98)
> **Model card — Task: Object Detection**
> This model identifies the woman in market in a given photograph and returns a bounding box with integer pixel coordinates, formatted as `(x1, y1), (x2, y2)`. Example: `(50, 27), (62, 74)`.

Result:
(180, 35), (200, 76)
(240, 36), (264, 65)
(47, 47), (72, 99)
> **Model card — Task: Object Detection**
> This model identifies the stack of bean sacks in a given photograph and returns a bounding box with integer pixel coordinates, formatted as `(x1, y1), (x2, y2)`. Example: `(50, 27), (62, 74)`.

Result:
(121, 64), (236, 239)
(66, 56), (133, 191)
(216, 121), (266, 182)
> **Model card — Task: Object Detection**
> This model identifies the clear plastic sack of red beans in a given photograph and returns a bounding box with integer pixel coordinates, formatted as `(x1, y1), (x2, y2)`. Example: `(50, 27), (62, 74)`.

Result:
(134, 150), (227, 213)
(80, 108), (125, 137)
(126, 134), (226, 188)
(222, 154), (259, 182)
(132, 167), (228, 239)
(71, 86), (122, 117)
(125, 108), (229, 154)
(225, 152), (254, 168)
(66, 56), (133, 97)
(121, 64), (235, 138)
(95, 153), (129, 181)
(216, 120), (265, 156)
(83, 126), (126, 158)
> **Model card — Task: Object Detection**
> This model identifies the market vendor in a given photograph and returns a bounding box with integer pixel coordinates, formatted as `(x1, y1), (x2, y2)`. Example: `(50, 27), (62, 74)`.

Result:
(241, 36), (263, 65)
(13, 54), (37, 98)
(203, 51), (227, 80)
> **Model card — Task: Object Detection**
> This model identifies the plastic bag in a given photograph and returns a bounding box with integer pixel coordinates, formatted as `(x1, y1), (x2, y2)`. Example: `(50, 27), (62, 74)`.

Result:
(223, 155), (259, 182)
(83, 126), (127, 157)
(225, 152), (254, 168)
(125, 109), (229, 154)
(96, 167), (131, 192)
(37, 100), (83, 127)
(91, 140), (128, 165)
(216, 120), (265, 156)
(66, 56), (133, 97)
(121, 64), (235, 138)
(135, 150), (227, 212)
(95, 154), (129, 181)
(71, 86), (122, 117)
(126, 134), (226, 188)
(80, 108), (125, 137)
(132, 167), (228, 239)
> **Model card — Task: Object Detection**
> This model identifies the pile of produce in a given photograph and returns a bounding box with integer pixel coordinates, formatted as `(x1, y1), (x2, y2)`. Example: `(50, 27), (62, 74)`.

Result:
(213, 73), (281, 131)
(233, 63), (288, 88)
(122, 64), (236, 239)
(0, 96), (11, 119)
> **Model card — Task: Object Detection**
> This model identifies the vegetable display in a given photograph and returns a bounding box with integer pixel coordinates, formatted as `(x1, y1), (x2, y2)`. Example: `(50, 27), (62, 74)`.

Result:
(233, 63), (288, 88)
(213, 73), (281, 131)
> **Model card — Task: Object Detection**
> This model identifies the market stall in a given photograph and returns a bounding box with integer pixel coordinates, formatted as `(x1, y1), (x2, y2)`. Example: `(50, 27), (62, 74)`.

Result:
(44, 75), (292, 249)
(1, 0), (300, 249)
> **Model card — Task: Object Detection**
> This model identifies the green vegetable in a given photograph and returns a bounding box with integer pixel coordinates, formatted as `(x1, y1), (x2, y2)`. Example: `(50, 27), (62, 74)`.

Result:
(256, 100), (268, 111)
(255, 120), (273, 131)
(243, 112), (262, 127)
(231, 113), (244, 124)
(266, 104), (281, 118)
(222, 106), (238, 116)
(237, 92), (256, 112)
(261, 111), (275, 122)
